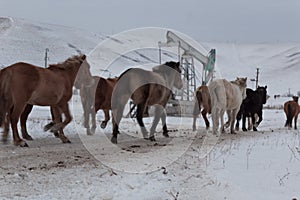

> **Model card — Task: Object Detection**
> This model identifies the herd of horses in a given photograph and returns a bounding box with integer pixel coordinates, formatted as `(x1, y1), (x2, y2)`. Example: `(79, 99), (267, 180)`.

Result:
(0, 54), (298, 147)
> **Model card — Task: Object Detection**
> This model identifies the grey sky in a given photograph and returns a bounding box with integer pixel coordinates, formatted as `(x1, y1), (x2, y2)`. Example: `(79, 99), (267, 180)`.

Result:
(1, 0), (300, 43)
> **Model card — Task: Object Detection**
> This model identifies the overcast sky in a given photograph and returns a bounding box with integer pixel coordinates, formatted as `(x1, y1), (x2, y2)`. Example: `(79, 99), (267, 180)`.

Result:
(1, 0), (300, 43)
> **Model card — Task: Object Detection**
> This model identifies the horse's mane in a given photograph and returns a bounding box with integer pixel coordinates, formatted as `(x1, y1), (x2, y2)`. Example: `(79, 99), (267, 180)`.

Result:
(118, 68), (133, 80)
(48, 54), (86, 70)
(152, 61), (180, 74)
(230, 78), (247, 88)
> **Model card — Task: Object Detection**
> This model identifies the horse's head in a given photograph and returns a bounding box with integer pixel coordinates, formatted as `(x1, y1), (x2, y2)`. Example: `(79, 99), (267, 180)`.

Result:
(256, 85), (268, 104)
(164, 61), (183, 89)
(74, 55), (94, 89)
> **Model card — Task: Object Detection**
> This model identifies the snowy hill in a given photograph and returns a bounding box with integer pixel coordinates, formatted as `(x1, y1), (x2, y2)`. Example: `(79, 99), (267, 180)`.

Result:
(0, 16), (299, 96)
(0, 17), (103, 67)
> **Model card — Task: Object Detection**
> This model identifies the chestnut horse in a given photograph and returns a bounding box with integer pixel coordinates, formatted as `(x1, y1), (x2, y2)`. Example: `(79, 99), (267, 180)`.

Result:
(192, 85), (211, 131)
(77, 76), (118, 135)
(0, 54), (93, 147)
(284, 96), (300, 129)
(111, 61), (183, 144)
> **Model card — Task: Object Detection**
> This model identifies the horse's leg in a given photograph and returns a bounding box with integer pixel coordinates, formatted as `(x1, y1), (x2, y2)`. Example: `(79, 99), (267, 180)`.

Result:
(192, 97), (201, 131)
(253, 111), (263, 131)
(235, 109), (242, 131)
(149, 105), (163, 141)
(224, 110), (231, 128)
(202, 109), (210, 129)
(100, 109), (110, 129)
(136, 103), (148, 139)
(294, 114), (298, 130)
(2, 113), (10, 143)
(211, 107), (219, 135)
(230, 109), (238, 134)
(90, 107), (96, 134)
(43, 107), (59, 137)
(247, 117), (252, 130)
(10, 103), (28, 147)
(111, 99), (126, 144)
(20, 104), (34, 140)
(50, 105), (71, 143)
(160, 108), (169, 137)
(242, 113), (247, 132)
(220, 109), (226, 134)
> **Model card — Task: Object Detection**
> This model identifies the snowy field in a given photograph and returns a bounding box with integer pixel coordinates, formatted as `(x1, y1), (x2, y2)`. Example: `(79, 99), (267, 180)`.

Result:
(0, 103), (299, 200)
(0, 17), (300, 199)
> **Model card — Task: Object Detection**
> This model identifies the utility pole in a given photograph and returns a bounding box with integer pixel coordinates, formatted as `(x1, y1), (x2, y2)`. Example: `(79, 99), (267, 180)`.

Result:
(44, 48), (49, 68)
(255, 68), (259, 89)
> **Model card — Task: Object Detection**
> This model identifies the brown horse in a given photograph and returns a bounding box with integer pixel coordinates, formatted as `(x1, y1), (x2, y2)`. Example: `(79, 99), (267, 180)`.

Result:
(0, 54), (93, 147)
(284, 96), (300, 129)
(192, 85), (211, 131)
(111, 61), (183, 144)
(77, 76), (118, 135)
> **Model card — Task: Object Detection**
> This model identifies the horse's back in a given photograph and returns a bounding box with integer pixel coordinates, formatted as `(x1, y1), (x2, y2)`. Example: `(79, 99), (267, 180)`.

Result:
(284, 100), (299, 116)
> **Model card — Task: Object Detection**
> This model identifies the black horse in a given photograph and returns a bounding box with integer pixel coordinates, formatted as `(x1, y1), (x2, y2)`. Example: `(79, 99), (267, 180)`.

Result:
(235, 86), (267, 131)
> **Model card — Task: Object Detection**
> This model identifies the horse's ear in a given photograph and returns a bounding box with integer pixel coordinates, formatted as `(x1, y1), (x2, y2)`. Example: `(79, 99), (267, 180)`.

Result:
(82, 54), (86, 60)
(176, 62), (180, 66)
(265, 85), (267, 89)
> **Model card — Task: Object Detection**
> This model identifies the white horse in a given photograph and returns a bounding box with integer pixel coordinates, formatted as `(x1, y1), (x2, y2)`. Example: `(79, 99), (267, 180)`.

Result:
(208, 78), (247, 136)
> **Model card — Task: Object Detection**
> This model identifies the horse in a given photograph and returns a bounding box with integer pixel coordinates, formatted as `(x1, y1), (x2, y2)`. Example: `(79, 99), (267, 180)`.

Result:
(284, 96), (300, 129)
(111, 61), (183, 144)
(235, 86), (268, 131)
(208, 78), (247, 136)
(192, 85), (211, 131)
(76, 76), (118, 135)
(0, 54), (94, 147)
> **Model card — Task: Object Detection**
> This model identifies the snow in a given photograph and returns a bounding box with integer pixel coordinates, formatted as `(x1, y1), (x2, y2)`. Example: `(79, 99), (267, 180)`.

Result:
(0, 17), (300, 200)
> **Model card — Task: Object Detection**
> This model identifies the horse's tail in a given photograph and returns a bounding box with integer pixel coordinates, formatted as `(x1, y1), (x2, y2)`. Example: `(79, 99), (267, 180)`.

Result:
(193, 88), (202, 116)
(0, 69), (12, 127)
(209, 81), (226, 110)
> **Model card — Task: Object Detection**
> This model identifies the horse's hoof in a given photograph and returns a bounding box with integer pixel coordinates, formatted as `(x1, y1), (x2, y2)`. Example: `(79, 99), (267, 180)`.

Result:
(62, 139), (71, 143)
(100, 122), (107, 129)
(242, 128), (247, 132)
(149, 136), (156, 142)
(53, 132), (59, 138)
(2, 136), (8, 144)
(163, 132), (169, 138)
(15, 140), (29, 147)
(231, 131), (237, 134)
(253, 127), (258, 131)
(111, 137), (117, 144)
(24, 135), (34, 141)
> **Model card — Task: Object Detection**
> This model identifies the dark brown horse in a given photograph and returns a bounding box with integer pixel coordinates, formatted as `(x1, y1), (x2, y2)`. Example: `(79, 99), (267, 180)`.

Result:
(76, 76), (118, 135)
(111, 61), (183, 144)
(0, 54), (93, 147)
(192, 85), (211, 131)
(284, 96), (300, 129)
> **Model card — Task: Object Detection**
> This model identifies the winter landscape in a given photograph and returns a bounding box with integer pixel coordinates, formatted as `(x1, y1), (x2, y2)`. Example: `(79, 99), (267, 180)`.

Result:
(0, 16), (300, 200)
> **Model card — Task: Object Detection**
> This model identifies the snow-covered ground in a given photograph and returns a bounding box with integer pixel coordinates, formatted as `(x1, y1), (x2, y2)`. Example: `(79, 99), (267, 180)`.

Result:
(0, 17), (300, 199)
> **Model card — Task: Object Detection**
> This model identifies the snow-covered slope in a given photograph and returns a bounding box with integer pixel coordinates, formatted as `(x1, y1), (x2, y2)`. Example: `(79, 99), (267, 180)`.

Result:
(0, 17), (103, 67)
(0, 16), (299, 95)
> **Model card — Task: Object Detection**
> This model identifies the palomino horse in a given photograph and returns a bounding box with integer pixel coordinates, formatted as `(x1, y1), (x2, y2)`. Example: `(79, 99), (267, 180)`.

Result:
(76, 76), (118, 135)
(192, 85), (211, 131)
(111, 61), (183, 144)
(0, 54), (93, 147)
(235, 86), (267, 131)
(284, 96), (300, 129)
(208, 78), (247, 136)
